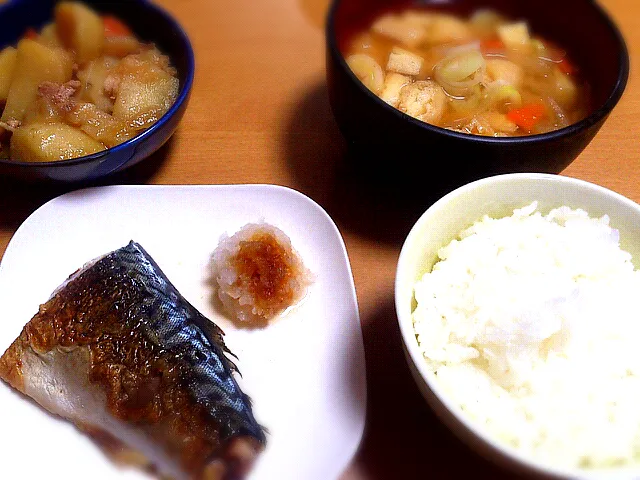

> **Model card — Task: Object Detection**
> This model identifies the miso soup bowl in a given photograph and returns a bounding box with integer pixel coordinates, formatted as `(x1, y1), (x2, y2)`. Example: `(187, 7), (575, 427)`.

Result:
(0, 0), (194, 183)
(395, 173), (640, 479)
(326, 0), (629, 190)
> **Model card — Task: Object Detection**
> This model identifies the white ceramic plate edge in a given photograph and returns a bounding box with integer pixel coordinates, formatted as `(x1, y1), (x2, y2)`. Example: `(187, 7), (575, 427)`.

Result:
(0, 184), (367, 480)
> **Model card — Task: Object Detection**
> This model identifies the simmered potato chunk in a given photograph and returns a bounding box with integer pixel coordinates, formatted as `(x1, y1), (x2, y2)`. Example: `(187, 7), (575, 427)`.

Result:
(345, 54), (384, 94)
(372, 14), (426, 48)
(497, 22), (530, 48)
(67, 102), (132, 147)
(0, 47), (17, 101)
(484, 111), (518, 133)
(103, 36), (140, 58)
(110, 51), (180, 129)
(38, 24), (62, 48)
(77, 57), (118, 112)
(11, 122), (104, 162)
(426, 15), (472, 44)
(1, 39), (73, 123)
(113, 76), (179, 130)
(55, 1), (104, 64)
(486, 59), (523, 87)
(553, 69), (578, 108)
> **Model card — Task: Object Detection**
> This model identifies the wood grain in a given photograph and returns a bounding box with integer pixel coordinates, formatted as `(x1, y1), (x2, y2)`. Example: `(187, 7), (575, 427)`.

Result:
(0, 0), (637, 478)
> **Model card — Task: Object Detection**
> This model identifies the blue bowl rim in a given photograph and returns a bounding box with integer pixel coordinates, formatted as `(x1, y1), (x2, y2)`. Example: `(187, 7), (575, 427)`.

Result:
(326, 0), (630, 146)
(0, 0), (195, 169)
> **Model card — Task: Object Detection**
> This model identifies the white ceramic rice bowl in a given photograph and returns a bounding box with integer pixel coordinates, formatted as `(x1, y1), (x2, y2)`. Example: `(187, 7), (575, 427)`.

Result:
(395, 173), (640, 479)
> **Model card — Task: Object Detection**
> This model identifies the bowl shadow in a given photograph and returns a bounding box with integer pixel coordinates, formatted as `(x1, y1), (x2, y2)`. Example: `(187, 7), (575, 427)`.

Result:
(283, 80), (467, 248)
(355, 295), (515, 479)
(0, 138), (173, 234)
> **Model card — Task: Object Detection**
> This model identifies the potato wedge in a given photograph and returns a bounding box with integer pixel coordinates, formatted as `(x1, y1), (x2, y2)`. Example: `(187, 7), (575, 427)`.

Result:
(553, 69), (578, 108)
(1, 39), (73, 123)
(484, 111), (519, 133)
(425, 14), (472, 44)
(497, 22), (530, 49)
(38, 24), (62, 48)
(10, 122), (104, 162)
(77, 58), (117, 112)
(56, 1), (104, 64)
(21, 95), (65, 126)
(103, 36), (139, 58)
(0, 47), (18, 101)
(345, 54), (384, 94)
(372, 14), (426, 48)
(113, 75), (179, 131)
(67, 102), (132, 147)
(486, 59), (524, 87)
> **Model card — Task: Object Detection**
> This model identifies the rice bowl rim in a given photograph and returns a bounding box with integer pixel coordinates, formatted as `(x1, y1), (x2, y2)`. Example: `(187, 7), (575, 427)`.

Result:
(395, 172), (640, 480)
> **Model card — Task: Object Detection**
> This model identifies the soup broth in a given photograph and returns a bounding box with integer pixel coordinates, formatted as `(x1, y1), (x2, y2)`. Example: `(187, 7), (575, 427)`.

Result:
(343, 9), (589, 136)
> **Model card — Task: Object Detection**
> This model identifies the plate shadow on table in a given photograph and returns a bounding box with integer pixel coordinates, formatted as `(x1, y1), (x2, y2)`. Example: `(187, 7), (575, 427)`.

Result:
(282, 81), (483, 247)
(355, 295), (517, 479)
(0, 139), (173, 236)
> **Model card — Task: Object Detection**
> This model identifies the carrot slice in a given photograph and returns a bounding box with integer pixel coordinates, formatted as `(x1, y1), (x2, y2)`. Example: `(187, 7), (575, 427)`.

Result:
(557, 58), (577, 75)
(23, 27), (38, 40)
(481, 38), (505, 53)
(103, 15), (132, 37)
(507, 103), (547, 131)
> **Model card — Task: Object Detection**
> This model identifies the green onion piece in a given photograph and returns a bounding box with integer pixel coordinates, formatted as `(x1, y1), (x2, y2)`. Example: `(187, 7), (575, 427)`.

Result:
(437, 49), (485, 83)
(489, 84), (522, 110)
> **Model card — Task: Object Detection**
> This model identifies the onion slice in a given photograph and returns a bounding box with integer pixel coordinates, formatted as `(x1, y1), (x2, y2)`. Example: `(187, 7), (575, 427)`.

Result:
(434, 45), (486, 97)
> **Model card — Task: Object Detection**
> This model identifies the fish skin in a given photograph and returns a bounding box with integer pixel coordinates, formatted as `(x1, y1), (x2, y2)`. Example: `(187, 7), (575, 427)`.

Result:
(109, 241), (264, 443)
(0, 241), (266, 478)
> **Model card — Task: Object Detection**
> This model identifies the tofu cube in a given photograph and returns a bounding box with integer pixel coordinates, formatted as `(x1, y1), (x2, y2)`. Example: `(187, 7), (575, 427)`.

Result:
(380, 73), (411, 107)
(387, 47), (423, 76)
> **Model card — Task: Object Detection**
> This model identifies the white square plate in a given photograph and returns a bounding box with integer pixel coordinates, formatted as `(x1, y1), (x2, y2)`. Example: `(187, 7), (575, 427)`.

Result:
(0, 184), (366, 480)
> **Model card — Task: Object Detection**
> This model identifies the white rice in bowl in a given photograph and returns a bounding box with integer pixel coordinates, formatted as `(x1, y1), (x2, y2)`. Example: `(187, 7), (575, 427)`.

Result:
(412, 201), (640, 469)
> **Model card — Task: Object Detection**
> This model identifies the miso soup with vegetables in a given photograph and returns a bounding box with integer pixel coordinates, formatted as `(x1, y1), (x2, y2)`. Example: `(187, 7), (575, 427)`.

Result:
(0, 1), (179, 162)
(344, 9), (589, 136)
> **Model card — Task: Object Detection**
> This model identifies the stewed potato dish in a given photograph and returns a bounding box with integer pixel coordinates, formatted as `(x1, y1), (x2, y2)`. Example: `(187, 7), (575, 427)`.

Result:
(0, 1), (179, 162)
(344, 9), (589, 136)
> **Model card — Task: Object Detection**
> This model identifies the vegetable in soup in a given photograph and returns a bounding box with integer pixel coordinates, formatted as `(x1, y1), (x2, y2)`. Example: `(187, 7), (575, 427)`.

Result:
(0, 1), (179, 162)
(344, 9), (589, 136)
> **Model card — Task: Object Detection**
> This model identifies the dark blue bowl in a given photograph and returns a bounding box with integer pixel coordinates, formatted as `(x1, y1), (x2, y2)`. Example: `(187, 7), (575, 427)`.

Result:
(0, 0), (194, 182)
(326, 0), (629, 192)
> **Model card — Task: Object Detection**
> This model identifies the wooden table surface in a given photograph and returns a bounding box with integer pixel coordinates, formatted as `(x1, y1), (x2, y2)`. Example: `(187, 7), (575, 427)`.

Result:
(0, 0), (637, 478)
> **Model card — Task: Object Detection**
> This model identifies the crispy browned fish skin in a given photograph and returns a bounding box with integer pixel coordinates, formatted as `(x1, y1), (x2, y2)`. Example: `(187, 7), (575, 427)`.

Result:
(0, 241), (265, 480)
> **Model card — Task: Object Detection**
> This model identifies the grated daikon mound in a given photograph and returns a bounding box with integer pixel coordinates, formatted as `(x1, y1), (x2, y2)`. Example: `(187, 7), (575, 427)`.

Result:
(413, 202), (640, 469)
(213, 223), (313, 325)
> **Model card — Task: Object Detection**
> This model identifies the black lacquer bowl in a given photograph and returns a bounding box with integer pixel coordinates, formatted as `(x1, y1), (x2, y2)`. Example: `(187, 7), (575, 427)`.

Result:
(326, 0), (629, 190)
